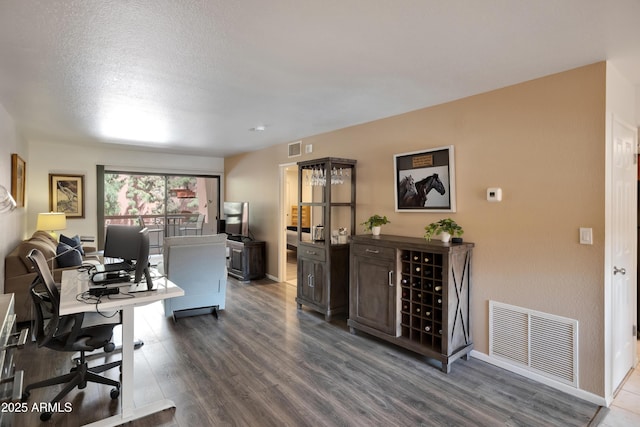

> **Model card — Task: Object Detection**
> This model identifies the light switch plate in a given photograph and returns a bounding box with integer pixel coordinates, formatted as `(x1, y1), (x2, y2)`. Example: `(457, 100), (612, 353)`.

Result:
(579, 227), (593, 245)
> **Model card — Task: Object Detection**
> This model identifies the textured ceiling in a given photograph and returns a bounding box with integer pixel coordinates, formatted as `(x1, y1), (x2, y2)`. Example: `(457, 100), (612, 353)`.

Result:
(0, 1), (639, 157)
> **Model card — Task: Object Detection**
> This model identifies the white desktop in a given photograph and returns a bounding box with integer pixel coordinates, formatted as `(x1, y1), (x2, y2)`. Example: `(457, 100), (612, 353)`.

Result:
(60, 268), (184, 426)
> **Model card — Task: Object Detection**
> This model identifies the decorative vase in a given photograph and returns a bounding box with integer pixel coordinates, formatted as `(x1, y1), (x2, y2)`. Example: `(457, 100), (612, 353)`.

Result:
(372, 226), (381, 236)
(440, 231), (451, 243)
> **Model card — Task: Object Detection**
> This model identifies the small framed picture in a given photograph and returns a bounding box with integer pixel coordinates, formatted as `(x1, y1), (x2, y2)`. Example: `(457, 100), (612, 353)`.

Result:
(394, 146), (456, 212)
(11, 154), (26, 207)
(49, 174), (85, 218)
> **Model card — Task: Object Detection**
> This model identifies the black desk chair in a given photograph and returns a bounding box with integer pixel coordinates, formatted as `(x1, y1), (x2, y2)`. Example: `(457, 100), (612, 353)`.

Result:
(21, 249), (121, 422)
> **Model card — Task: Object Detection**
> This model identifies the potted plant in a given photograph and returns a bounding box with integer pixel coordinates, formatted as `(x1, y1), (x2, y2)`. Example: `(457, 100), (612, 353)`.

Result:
(424, 218), (464, 243)
(361, 214), (390, 236)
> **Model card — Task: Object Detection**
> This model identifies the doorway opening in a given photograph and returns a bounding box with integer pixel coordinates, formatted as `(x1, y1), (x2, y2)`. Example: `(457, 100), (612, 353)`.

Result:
(280, 163), (298, 286)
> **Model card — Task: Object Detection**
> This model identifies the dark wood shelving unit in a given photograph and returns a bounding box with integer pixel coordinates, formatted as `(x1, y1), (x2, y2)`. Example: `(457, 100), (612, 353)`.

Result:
(348, 234), (473, 373)
(295, 157), (356, 321)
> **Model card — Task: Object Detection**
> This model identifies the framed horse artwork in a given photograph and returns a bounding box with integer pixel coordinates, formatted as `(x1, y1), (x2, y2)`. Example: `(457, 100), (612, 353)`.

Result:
(394, 146), (456, 212)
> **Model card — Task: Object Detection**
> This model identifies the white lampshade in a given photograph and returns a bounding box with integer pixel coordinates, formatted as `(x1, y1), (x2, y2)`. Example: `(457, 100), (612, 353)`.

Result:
(37, 212), (67, 235)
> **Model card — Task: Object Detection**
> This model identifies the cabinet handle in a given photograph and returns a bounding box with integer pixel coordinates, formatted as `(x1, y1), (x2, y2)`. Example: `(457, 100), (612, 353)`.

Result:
(0, 370), (23, 403)
(2, 329), (29, 350)
(365, 249), (380, 254)
(232, 249), (242, 254)
(388, 271), (394, 287)
(306, 250), (316, 255)
(308, 274), (314, 287)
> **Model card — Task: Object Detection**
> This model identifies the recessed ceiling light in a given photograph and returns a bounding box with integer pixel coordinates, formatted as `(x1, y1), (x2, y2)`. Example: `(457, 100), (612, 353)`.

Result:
(250, 125), (266, 132)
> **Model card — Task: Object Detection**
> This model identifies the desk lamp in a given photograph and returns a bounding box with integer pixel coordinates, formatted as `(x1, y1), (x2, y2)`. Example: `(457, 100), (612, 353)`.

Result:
(37, 212), (67, 240)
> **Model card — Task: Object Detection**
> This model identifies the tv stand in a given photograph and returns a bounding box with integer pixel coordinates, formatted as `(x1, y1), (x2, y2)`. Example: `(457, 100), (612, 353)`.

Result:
(226, 239), (265, 283)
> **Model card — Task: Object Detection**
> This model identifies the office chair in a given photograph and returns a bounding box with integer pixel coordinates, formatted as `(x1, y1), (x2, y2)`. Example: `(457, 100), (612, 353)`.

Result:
(21, 249), (121, 422)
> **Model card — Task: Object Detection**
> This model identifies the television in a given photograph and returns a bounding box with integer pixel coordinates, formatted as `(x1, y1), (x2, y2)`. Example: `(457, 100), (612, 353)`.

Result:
(223, 202), (249, 238)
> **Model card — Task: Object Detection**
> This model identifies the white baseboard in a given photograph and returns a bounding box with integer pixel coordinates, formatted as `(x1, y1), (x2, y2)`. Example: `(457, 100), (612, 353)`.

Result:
(470, 350), (607, 407)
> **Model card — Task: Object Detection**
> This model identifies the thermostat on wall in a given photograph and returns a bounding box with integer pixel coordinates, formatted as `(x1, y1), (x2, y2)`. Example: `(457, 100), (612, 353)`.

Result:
(487, 187), (502, 202)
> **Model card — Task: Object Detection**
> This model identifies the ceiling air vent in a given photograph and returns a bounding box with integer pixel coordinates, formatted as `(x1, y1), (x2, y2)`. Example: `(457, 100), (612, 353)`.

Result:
(288, 141), (302, 158)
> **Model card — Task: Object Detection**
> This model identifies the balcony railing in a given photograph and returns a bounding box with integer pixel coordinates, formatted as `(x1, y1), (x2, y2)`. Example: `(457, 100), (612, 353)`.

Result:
(104, 213), (203, 237)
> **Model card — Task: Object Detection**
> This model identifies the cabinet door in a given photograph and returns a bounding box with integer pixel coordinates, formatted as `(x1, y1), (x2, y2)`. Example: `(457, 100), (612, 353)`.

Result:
(298, 257), (325, 306)
(350, 253), (397, 336)
(229, 246), (243, 273)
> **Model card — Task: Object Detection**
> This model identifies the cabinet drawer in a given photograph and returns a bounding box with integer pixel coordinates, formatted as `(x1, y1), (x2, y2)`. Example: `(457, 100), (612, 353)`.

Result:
(298, 245), (326, 262)
(351, 244), (395, 261)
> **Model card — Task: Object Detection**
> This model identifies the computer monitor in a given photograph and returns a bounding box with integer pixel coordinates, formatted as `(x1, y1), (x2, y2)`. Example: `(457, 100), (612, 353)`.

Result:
(103, 224), (143, 269)
(130, 227), (155, 292)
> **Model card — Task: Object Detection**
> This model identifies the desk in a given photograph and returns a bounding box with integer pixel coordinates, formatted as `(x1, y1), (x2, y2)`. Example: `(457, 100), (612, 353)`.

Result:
(60, 270), (184, 426)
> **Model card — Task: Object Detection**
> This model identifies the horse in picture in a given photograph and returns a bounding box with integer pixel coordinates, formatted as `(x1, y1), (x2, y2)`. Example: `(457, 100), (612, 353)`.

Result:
(398, 173), (446, 207)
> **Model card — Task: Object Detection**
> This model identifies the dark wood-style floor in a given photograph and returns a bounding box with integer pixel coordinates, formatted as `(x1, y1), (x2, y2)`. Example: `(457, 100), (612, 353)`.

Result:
(14, 275), (600, 426)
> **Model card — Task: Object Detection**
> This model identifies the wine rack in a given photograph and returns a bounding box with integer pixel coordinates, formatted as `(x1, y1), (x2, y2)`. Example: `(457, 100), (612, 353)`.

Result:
(348, 234), (473, 373)
(399, 250), (444, 348)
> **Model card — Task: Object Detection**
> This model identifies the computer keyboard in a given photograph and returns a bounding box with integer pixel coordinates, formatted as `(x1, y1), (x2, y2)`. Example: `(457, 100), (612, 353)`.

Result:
(93, 262), (133, 273)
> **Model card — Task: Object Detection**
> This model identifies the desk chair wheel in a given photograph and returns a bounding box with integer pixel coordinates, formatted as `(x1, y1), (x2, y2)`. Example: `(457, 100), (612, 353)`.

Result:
(110, 387), (120, 399)
(40, 411), (52, 422)
(20, 391), (30, 402)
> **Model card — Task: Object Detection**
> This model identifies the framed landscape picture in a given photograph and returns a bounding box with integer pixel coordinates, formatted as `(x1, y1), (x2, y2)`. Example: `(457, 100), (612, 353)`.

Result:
(49, 174), (85, 218)
(11, 154), (25, 207)
(394, 146), (456, 212)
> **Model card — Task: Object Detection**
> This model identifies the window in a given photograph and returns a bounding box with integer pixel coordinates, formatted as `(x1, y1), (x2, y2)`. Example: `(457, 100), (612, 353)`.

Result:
(97, 166), (220, 248)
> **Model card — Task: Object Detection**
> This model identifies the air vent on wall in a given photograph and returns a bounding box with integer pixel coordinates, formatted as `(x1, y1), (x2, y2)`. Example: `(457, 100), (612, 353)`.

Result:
(288, 141), (302, 158)
(489, 300), (578, 387)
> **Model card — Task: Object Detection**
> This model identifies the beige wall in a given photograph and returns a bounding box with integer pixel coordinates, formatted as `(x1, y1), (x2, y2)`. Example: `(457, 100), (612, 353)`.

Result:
(26, 139), (225, 241)
(226, 63), (608, 396)
(0, 102), (28, 293)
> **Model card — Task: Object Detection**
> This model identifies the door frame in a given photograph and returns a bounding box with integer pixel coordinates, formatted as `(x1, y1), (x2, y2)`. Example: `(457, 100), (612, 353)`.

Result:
(279, 162), (297, 283)
(605, 113), (638, 403)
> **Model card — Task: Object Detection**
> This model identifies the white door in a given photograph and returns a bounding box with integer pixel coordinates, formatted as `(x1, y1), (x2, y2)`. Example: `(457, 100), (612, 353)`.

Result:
(611, 116), (638, 389)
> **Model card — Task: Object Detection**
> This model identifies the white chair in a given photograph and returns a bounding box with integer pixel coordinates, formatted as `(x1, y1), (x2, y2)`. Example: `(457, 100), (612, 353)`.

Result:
(179, 213), (205, 235)
(138, 215), (164, 253)
(160, 234), (227, 320)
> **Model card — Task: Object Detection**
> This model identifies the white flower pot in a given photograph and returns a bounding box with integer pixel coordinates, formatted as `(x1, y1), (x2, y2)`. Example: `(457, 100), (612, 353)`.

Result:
(440, 231), (451, 243)
(372, 226), (381, 236)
